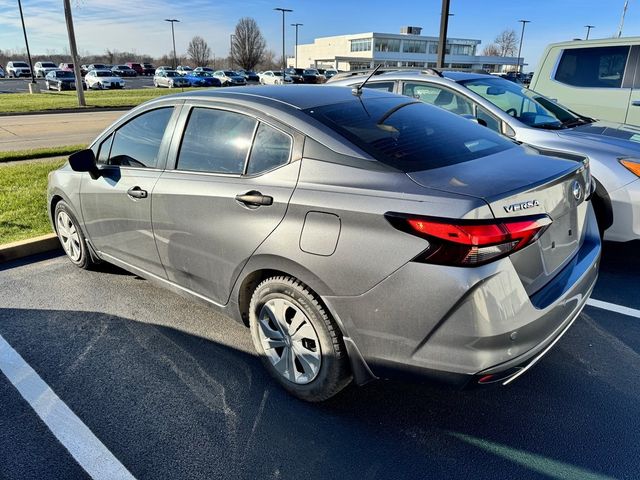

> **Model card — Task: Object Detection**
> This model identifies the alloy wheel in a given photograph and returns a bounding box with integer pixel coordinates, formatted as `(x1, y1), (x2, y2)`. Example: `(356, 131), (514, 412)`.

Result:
(56, 211), (82, 262)
(257, 298), (322, 384)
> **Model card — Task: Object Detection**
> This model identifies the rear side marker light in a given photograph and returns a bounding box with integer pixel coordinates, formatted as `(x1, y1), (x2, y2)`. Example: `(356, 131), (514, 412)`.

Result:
(386, 213), (552, 267)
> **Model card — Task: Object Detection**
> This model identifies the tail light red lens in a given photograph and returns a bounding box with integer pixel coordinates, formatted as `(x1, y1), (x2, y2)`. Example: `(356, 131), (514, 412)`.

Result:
(386, 213), (552, 266)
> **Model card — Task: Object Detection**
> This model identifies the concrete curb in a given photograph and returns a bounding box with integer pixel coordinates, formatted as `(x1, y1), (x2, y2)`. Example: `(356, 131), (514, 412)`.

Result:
(0, 233), (61, 263)
(0, 106), (132, 117)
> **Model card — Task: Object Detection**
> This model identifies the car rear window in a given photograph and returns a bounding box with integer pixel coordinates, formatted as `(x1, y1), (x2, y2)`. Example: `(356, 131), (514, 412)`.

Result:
(304, 97), (514, 172)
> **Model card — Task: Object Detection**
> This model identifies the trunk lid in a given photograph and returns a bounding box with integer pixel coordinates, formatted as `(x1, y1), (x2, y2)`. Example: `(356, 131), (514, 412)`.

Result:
(407, 148), (591, 295)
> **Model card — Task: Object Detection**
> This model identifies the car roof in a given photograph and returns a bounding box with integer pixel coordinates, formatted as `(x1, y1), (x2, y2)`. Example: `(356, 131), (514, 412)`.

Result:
(166, 84), (400, 110)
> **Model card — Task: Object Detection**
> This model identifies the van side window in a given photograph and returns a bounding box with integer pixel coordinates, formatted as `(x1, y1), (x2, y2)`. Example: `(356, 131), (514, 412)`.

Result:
(555, 46), (630, 88)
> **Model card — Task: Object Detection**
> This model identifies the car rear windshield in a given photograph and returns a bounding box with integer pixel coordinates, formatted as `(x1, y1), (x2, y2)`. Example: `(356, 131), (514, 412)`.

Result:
(42, 62), (56, 67)
(58, 71), (74, 78)
(96, 71), (111, 77)
(304, 97), (515, 172)
(14, 62), (29, 67)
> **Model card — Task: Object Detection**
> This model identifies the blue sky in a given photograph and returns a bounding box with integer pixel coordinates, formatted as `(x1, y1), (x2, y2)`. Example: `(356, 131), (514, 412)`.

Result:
(0, 0), (637, 70)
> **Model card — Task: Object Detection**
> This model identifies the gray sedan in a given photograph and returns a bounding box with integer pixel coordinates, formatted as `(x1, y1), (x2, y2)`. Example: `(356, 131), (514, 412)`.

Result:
(47, 86), (600, 401)
(153, 70), (190, 88)
(330, 70), (640, 242)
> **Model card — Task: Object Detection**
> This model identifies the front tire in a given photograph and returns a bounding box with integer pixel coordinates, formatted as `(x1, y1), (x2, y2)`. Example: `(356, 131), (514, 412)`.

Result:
(249, 276), (352, 402)
(54, 201), (97, 270)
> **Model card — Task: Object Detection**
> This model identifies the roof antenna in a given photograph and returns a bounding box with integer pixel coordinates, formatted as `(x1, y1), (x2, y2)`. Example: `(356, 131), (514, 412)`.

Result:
(352, 64), (383, 96)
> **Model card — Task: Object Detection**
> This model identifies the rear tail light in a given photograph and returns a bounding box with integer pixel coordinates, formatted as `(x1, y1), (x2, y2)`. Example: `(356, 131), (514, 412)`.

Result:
(386, 213), (552, 267)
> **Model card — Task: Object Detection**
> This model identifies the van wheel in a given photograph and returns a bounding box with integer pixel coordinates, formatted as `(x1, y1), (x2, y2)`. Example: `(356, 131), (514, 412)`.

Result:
(249, 276), (352, 402)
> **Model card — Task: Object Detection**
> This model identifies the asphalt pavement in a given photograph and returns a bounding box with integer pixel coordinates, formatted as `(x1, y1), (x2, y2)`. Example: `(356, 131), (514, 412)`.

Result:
(0, 241), (639, 480)
(0, 77), (155, 94)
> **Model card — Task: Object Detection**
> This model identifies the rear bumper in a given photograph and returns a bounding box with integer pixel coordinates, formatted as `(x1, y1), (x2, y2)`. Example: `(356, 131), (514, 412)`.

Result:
(604, 178), (640, 242)
(323, 205), (601, 386)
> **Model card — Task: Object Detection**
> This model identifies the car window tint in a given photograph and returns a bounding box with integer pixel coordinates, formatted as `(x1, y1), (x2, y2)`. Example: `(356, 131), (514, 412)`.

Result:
(246, 123), (292, 175)
(403, 82), (473, 115)
(177, 107), (256, 174)
(555, 46), (629, 88)
(476, 105), (501, 133)
(97, 134), (113, 165)
(109, 107), (173, 168)
(363, 81), (395, 92)
(306, 97), (514, 172)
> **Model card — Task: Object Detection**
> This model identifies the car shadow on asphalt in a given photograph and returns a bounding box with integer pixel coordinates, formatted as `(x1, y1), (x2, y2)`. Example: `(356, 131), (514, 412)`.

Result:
(0, 306), (637, 480)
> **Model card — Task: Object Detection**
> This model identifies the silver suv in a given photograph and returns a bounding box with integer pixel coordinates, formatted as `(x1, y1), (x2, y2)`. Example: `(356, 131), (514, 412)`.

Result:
(330, 69), (640, 242)
(48, 86), (600, 401)
(6, 60), (32, 78)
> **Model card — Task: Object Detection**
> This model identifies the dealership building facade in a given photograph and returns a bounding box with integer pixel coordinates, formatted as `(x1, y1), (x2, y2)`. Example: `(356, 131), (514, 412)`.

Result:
(292, 27), (521, 72)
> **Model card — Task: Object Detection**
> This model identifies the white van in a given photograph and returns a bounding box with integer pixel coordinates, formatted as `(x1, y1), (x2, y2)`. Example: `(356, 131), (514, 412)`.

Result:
(532, 37), (640, 126)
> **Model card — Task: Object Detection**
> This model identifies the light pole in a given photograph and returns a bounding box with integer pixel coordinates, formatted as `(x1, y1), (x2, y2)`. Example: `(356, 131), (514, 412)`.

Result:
(516, 19), (530, 74)
(63, 0), (84, 105)
(17, 0), (37, 90)
(585, 25), (595, 40)
(274, 8), (292, 80)
(291, 23), (303, 69)
(436, 0), (451, 69)
(164, 19), (179, 69)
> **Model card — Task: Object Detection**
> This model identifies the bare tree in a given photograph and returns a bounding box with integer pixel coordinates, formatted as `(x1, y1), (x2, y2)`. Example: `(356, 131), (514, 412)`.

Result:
(256, 49), (279, 71)
(494, 29), (518, 57)
(231, 17), (266, 71)
(482, 43), (501, 57)
(187, 36), (211, 67)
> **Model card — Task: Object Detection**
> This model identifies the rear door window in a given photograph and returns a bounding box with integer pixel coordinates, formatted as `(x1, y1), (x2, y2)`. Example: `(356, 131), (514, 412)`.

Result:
(246, 123), (292, 175)
(402, 82), (473, 115)
(176, 107), (256, 174)
(555, 46), (630, 88)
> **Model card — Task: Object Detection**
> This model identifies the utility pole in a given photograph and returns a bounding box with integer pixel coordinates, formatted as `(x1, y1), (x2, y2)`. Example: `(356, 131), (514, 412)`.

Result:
(165, 19), (179, 69)
(17, 0), (38, 92)
(436, 0), (450, 69)
(291, 23), (303, 69)
(618, 0), (629, 38)
(274, 8), (292, 80)
(516, 20), (530, 74)
(585, 25), (595, 40)
(63, 0), (85, 106)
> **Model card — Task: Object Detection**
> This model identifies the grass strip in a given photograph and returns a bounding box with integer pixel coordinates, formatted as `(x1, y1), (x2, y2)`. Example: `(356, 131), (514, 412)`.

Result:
(0, 144), (86, 163)
(0, 87), (200, 114)
(0, 158), (66, 244)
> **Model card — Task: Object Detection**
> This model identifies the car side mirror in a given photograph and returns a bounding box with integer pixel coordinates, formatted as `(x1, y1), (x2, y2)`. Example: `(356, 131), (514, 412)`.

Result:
(69, 149), (101, 180)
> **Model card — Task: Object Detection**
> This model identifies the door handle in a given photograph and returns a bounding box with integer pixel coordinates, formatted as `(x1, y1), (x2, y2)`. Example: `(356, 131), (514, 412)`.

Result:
(235, 191), (273, 207)
(632, 100), (640, 106)
(127, 186), (148, 199)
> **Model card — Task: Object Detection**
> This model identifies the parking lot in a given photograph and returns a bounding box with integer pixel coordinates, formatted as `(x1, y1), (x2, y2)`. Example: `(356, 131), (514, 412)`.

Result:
(0, 77), (156, 93)
(0, 240), (638, 480)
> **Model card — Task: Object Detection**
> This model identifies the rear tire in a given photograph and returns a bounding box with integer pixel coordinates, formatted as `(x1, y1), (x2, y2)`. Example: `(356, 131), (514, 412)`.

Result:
(249, 276), (352, 402)
(54, 201), (97, 270)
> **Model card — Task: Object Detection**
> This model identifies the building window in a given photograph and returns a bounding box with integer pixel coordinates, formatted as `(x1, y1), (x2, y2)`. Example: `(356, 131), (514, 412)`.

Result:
(450, 63), (472, 69)
(350, 38), (372, 52)
(374, 38), (401, 52)
(349, 62), (371, 70)
(449, 44), (473, 55)
(429, 43), (438, 54)
(427, 62), (437, 68)
(402, 40), (427, 54)
(400, 61), (426, 68)
(482, 64), (497, 72)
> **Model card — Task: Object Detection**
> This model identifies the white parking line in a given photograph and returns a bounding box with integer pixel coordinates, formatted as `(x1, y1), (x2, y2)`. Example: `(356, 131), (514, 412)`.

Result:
(0, 334), (137, 480)
(586, 298), (640, 319)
